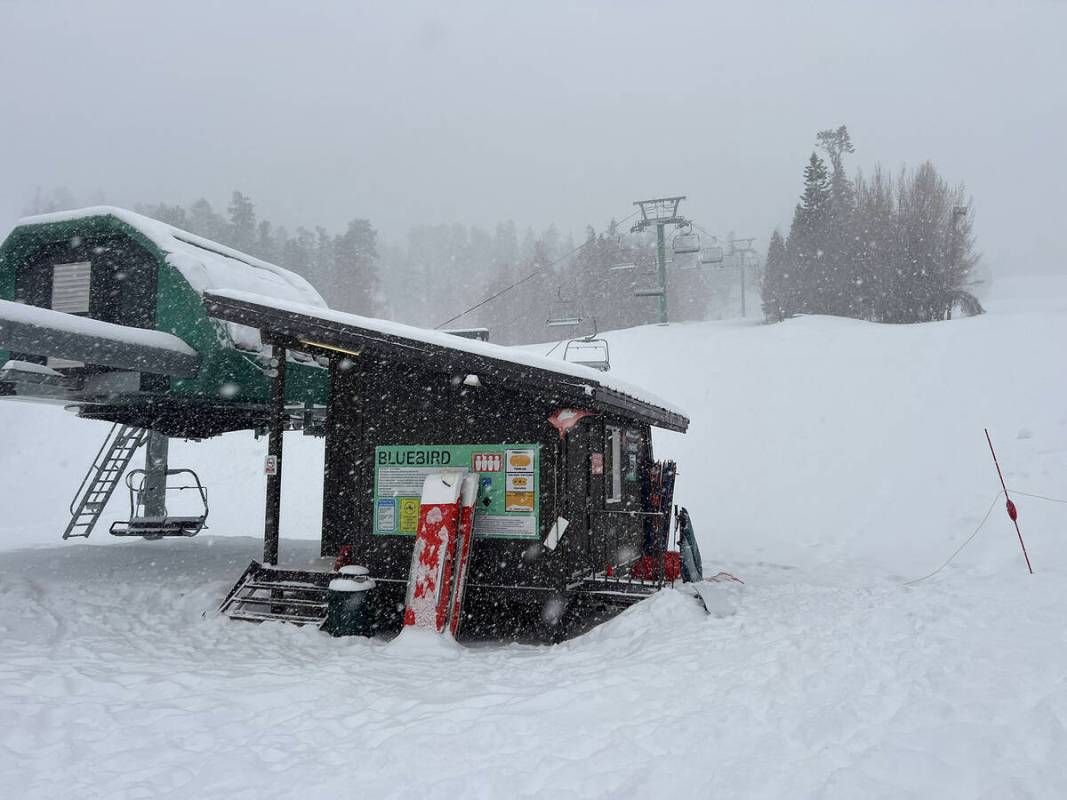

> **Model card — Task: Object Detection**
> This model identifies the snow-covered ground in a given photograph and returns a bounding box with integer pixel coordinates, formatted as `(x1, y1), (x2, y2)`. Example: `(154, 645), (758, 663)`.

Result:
(3, 275), (1067, 798)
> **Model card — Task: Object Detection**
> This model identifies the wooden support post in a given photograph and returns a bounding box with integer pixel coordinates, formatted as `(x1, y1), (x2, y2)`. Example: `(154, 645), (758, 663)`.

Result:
(264, 344), (287, 565)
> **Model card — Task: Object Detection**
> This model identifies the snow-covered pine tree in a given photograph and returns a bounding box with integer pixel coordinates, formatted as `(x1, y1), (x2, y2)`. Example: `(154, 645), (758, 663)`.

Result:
(787, 153), (832, 314)
(816, 125), (857, 316)
(761, 229), (790, 321)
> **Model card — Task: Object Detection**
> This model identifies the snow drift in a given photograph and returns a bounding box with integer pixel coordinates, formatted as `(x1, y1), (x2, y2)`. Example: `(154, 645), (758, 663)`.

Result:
(2, 275), (1067, 798)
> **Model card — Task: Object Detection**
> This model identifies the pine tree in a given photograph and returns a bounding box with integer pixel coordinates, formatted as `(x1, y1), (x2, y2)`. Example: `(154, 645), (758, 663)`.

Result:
(816, 125), (857, 315)
(788, 153), (832, 314)
(138, 203), (188, 229)
(761, 230), (789, 321)
(227, 191), (256, 253)
(311, 227), (335, 304)
(332, 218), (380, 316)
(188, 198), (227, 242)
(254, 219), (277, 263)
(282, 227), (315, 284)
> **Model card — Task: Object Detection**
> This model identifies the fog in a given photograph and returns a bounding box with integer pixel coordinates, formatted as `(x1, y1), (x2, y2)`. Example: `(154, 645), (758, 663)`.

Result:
(2, 0), (1065, 274)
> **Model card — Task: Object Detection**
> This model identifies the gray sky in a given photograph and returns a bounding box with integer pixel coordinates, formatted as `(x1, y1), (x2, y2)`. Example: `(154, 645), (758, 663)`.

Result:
(2, 0), (1065, 274)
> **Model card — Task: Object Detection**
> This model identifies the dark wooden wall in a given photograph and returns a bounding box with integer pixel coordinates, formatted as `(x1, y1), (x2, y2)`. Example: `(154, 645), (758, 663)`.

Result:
(320, 353), (655, 592)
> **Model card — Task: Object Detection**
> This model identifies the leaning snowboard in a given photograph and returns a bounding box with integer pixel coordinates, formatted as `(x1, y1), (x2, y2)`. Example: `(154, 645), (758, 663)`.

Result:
(403, 473), (464, 632)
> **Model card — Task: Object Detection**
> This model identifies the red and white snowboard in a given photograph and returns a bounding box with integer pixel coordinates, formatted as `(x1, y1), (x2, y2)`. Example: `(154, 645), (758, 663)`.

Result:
(447, 473), (479, 637)
(403, 473), (464, 632)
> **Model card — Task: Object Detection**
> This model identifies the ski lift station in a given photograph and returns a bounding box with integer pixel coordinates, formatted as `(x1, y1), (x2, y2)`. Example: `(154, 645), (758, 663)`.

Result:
(0, 207), (693, 639)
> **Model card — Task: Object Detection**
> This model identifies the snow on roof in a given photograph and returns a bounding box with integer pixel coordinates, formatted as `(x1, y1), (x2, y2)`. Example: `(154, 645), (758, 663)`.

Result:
(0, 296), (199, 378)
(18, 206), (326, 309)
(0, 297), (197, 356)
(18, 206), (327, 354)
(207, 288), (689, 425)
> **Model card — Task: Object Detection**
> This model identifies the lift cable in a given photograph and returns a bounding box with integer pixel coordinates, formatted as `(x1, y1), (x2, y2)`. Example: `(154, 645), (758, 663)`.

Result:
(433, 208), (641, 330)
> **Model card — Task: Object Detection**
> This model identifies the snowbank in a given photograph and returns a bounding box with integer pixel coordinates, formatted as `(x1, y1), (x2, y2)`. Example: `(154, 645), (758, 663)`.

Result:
(2, 274), (1067, 798)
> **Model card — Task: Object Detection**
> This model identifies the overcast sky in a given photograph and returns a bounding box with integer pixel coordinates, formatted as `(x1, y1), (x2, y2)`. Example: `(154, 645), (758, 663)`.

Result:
(2, 0), (1064, 274)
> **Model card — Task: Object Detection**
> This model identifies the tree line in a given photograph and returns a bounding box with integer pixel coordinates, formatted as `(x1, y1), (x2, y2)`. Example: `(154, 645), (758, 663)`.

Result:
(761, 126), (983, 324)
(22, 189), (745, 344)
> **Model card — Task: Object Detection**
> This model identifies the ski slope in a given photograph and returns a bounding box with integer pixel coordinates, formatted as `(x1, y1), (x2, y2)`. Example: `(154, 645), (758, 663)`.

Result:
(3, 276), (1067, 798)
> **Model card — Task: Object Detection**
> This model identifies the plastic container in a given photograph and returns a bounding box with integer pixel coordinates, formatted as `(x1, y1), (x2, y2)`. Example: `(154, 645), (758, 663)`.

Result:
(321, 567), (378, 637)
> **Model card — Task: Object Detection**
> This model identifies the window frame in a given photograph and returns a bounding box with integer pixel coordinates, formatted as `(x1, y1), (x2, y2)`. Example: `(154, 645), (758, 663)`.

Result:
(605, 425), (623, 504)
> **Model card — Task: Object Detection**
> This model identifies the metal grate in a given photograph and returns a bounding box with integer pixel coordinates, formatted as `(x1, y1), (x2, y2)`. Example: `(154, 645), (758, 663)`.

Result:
(48, 262), (92, 369)
(51, 261), (91, 314)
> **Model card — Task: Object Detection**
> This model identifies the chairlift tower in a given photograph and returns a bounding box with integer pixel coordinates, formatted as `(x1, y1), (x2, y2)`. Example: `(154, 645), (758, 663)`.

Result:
(729, 238), (756, 318)
(631, 196), (690, 324)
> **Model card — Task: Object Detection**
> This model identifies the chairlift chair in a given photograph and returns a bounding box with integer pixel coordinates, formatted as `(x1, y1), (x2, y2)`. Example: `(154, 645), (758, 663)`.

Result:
(672, 227), (701, 256)
(700, 246), (724, 265)
(547, 287), (581, 328)
(109, 468), (209, 539)
(563, 319), (611, 372)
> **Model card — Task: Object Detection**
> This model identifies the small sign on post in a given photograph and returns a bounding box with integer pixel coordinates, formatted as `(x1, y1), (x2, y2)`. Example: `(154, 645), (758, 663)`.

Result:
(264, 454), (279, 476)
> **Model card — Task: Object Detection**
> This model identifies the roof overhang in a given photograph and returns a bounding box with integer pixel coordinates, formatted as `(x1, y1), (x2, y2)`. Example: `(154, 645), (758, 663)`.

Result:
(0, 298), (200, 378)
(203, 291), (688, 433)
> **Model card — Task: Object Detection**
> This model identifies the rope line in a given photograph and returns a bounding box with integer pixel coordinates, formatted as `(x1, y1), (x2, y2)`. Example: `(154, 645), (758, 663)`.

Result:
(905, 487), (1067, 585)
(1009, 489), (1067, 505)
(903, 491), (1003, 586)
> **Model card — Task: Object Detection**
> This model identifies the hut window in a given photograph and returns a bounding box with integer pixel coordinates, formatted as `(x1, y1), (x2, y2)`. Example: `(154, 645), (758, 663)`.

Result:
(606, 425), (623, 504)
(51, 262), (91, 315)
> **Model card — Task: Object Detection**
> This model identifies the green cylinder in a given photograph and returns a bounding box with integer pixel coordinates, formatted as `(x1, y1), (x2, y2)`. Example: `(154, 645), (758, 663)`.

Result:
(321, 567), (377, 637)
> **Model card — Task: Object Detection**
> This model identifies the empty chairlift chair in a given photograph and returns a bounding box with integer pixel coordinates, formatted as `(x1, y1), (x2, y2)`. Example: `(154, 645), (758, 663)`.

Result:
(547, 288), (582, 328)
(564, 336), (610, 372)
(672, 229), (701, 255)
(563, 318), (610, 372)
(672, 227), (701, 269)
(700, 245), (724, 265)
(109, 466), (209, 539)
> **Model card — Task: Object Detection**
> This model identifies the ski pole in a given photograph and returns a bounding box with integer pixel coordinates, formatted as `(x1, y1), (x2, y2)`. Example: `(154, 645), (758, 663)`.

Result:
(984, 428), (1033, 574)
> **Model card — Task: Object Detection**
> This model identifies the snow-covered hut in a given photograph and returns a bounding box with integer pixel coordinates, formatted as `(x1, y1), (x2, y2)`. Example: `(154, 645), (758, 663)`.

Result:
(206, 290), (689, 635)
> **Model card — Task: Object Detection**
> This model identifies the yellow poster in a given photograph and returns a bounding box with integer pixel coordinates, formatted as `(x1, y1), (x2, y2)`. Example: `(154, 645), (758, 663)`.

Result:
(399, 497), (421, 533)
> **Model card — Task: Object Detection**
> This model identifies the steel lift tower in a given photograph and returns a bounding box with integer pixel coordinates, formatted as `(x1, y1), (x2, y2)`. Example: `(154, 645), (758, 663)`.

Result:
(631, 196), (690, 325)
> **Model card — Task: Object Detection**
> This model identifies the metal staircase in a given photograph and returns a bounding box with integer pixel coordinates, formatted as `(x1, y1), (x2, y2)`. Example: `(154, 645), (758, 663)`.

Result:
(218, 561), (333, 625)
(63, 423), (148, 539)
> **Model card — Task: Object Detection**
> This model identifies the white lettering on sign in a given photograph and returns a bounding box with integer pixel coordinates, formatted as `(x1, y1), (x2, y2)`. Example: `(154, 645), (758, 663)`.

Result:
(264, 455), (278, 476)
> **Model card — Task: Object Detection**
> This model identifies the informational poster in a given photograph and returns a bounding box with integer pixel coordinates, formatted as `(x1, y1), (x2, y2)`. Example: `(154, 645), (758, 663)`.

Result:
(373, 444), (540, 539)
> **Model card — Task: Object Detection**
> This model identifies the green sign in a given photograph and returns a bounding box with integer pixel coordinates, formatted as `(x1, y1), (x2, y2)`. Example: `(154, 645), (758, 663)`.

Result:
(373, 444), (540, 539)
